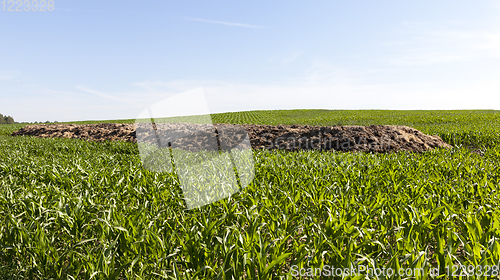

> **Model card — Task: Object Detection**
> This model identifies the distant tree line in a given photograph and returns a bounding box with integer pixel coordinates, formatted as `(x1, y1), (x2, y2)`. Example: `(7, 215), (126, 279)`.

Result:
(0, 113), (16, 124)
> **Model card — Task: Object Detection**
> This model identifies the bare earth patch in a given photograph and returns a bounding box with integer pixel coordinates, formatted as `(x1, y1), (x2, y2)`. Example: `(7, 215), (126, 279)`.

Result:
(11, 123), (452, 153)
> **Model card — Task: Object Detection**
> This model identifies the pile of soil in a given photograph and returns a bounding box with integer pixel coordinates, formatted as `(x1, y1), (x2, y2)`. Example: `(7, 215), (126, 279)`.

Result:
(11, 123), (136, 142)
(11, 123), (452, 153)
(241, 124), (452, 153)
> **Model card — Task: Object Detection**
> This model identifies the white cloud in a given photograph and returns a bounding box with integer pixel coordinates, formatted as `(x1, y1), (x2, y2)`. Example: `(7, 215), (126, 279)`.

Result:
(75, 85), (137, 104)
(269, 52), (302, 66)
(179, 16), (265, 29)
(379, 24), (500, 66)
(0, 71), (18, 81)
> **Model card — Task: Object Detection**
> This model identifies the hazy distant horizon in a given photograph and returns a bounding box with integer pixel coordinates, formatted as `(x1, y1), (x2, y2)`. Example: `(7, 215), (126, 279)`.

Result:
(8, 108), (499, 124)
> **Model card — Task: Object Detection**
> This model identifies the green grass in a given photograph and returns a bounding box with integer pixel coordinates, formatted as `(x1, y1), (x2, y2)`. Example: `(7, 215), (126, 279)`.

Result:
(1, 110), (500, 279)
(0, 124), (27, 137)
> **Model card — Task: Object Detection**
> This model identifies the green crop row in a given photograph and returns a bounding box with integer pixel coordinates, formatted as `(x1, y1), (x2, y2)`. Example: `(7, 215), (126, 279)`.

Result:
(0, 110), (499, 279)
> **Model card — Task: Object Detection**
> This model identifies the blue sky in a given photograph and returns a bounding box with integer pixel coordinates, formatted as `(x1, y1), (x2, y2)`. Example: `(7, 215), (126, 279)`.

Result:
(1, 0), (500, 122)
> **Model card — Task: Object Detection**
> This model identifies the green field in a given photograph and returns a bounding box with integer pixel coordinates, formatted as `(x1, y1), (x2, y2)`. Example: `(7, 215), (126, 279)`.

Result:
(1, 109), (500, 279)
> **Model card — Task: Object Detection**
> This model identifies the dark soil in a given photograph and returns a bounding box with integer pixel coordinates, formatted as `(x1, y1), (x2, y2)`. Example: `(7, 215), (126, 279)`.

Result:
(11, 123), (452, 153)
(11, 123), (136, 142)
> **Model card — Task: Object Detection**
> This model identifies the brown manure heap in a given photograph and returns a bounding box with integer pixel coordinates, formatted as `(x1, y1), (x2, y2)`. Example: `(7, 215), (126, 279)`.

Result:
(11, 123), (452, 153)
